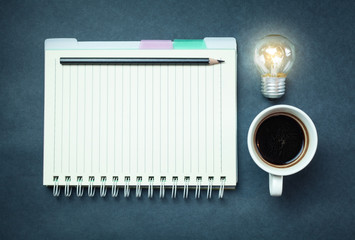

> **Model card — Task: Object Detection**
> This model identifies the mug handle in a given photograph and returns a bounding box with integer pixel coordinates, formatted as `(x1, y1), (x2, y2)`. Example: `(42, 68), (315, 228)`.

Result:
(269, 174), (283, 197)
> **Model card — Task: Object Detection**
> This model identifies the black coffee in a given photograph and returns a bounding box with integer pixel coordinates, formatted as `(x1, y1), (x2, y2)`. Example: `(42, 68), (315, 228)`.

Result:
(255, 114), (305, 166)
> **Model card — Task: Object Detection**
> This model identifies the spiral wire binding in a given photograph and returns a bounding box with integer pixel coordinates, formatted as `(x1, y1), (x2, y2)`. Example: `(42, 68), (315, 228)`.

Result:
(53, 176), (60, 197)
(148, 177), (154, 198)
(124, 177), (130, 198)
(218, 177), (226, 199)
(207, 177), (214, 199)
(159, 177), (166, 198)
(88, 177), (95, 197)
(111, 177), (119, 197)
(171, 177), (178, 198)
(136, 177), (142, 198)
(195, 177), (201, 199)
(51, 176), (228, 199)
(64, 176), (72, 197)
(100, 177), (107, 197)
(183, 177), (190, 199)
(76, 176), (84, 197)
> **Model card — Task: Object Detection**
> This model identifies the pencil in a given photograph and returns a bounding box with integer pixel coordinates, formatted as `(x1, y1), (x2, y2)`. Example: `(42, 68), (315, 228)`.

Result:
(60, 58), (224, 65)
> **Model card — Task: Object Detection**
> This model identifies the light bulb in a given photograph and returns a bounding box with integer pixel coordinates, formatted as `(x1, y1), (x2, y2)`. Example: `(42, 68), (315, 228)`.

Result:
(254, 35), (295, 99)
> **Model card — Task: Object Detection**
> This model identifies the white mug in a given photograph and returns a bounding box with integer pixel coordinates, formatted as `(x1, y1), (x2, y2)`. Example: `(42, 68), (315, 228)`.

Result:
(247, 105), (318, 196)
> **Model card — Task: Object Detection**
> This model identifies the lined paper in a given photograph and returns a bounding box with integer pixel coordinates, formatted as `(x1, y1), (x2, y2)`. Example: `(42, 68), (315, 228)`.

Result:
(44, 49), (236, 187)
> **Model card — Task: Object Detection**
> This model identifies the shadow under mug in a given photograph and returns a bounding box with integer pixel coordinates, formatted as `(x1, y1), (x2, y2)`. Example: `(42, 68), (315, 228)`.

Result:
(247, 105), (318, 196)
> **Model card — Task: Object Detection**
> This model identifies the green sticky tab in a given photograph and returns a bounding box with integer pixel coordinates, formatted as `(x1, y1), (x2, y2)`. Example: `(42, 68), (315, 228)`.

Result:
(173, 39), (206, 49)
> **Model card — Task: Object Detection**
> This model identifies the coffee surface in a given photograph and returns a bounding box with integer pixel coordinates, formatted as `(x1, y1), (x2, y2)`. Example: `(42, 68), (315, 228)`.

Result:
(256, 114), (305, 165)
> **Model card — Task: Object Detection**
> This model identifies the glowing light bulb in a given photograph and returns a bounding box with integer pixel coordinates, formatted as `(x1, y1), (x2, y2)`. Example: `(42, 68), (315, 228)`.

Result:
(254, 35), (295, 98)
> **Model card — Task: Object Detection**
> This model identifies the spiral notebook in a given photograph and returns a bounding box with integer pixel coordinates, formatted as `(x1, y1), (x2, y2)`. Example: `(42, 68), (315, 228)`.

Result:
(43, 38), (237, 198)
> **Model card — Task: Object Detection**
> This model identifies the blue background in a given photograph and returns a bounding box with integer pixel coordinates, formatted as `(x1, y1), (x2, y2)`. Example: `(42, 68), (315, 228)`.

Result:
(1, 0), (354, 239)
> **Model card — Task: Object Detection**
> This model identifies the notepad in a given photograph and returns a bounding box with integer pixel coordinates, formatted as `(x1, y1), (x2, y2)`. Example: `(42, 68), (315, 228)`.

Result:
(43, 37), (237, 198)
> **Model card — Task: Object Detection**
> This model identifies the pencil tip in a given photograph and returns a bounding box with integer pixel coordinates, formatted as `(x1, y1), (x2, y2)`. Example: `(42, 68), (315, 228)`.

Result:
(209, 58), (225, 65)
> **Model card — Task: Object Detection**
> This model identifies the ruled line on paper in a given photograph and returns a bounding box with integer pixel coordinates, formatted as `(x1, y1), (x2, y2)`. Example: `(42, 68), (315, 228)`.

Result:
(91, 66), (94, 173)
(53, 59), (56, 173)
(182, 64), (184, 174)
(129, 65), (131, 174)
(213, 66), (215, 172)
(114, 66), (116, 173)
(197, 65), (200, 174)
(152, 65), (154, 173)
(98, 65), (101, 174)
(84, 65), (86, 173)
(174, 64), (177, 173)
(190, 65), (192, 174)
(61, 66), (64, 174)
(137, 65), (139, 173)
(220, 63), (222, 174)
(76, 65), (79, 173)
(68, 66), (71, 174)
(121, 65), (124, 174)
(167, 65), (169, 174)
(107, 66), (109, 174)
(144, 65), (147, 174)
(160, 64), (162, 174)
(205, 65), (207, 176)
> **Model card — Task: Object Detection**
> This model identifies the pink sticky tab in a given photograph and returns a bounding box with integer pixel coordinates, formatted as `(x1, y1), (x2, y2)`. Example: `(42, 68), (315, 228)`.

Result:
(139, 40), (173, 49)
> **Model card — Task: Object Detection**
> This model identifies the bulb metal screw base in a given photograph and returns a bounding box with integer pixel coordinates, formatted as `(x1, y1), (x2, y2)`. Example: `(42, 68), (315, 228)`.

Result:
(261, 77), (286, 99)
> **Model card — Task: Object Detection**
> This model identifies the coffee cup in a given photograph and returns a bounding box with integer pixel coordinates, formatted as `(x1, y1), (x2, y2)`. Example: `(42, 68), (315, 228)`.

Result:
(247, 105), (318, 196)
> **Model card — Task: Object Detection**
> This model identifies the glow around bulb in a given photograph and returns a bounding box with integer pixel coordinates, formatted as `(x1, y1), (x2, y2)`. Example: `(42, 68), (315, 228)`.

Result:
(254, 35), (295, 98)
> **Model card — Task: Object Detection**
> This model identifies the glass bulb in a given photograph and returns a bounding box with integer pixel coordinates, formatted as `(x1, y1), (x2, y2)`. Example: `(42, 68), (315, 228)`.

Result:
(254, 35), (295, 98)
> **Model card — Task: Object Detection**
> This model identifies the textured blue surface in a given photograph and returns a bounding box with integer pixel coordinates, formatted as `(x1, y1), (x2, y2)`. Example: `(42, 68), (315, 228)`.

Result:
(0, 0), (354, 239)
